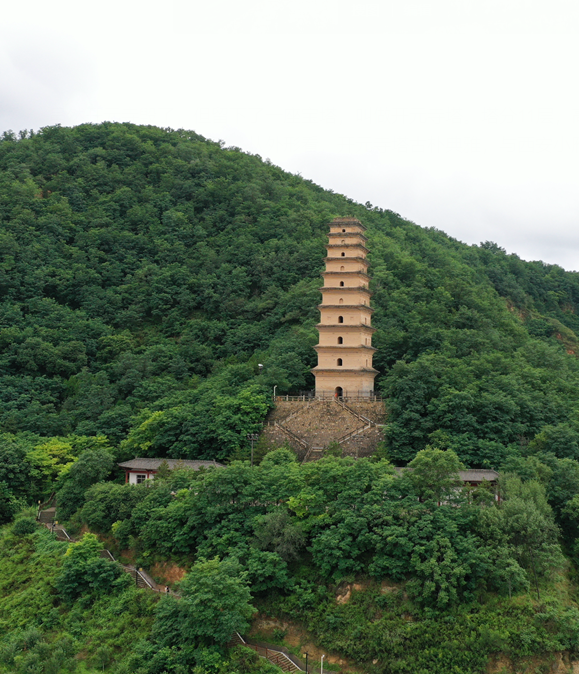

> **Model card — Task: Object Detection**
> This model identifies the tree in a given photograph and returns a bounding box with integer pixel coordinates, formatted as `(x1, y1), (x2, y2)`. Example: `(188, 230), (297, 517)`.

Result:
(499, 477), (564, 599)
(56, 533), (126, 602)
(407, 535), (472, 608)
(153, 557), (255, 647)
(529, 423), (579, 461)
(0, 482), (20, 524)
(0, 434), (32, 500)
(407, 447), (464, 502)
(253, 509), (305, 562)
(80, 482), (147, 533)
(56, 449), (114, 520)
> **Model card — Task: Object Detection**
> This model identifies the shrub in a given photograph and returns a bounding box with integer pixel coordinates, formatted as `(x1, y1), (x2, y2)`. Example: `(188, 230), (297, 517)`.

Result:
(56, 449), (114, 521)
(12, 517), (37, 535)
(56, 533), (127, 603)
(153, 557), (255, 647)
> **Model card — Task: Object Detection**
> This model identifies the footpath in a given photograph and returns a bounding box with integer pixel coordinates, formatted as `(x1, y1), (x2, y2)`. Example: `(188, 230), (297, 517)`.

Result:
(36, 498), (313, 673)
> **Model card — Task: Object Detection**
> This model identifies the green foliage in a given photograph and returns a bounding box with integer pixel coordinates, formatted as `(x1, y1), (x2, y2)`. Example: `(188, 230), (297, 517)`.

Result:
(0, 482), (21, 524)
(3, 458), (579, 673)
(11, 516), (37, 535)
(0, 630), (77, 674)
(153, 557), (255, 647)
(26, 434), (111, 499)
(253, 510), (305, 562)
(56, 448), (114, 520)
(270, 582), (579, 673)
(407, 447), (464, 502)
(56, 533), (127, 603)
(80, 482), (148, 533)
(2, 121), (579, 478)
(0, 434), (32, 499)
(324, 441), (342, 458)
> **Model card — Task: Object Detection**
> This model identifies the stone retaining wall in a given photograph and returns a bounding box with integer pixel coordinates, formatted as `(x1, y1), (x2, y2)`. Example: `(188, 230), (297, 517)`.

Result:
(262, 399), (386, 461)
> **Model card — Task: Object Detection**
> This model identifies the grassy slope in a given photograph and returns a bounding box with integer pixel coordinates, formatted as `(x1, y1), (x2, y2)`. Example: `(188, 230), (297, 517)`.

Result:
(4, 523), (579, 674)
(0, 525), (157, 673)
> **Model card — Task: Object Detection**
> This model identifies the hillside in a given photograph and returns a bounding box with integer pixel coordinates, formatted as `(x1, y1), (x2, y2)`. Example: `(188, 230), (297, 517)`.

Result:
(2, 123), (579, 471)
(4, 123), (579, 674)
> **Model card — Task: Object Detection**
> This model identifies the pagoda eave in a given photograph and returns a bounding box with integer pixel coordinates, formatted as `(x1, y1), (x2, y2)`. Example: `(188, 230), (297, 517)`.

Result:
(325, 257), (369, 264)
(322, 270), (370, 279)
(317, 304), (374, 313)
(311, 367), (379, 374)
(326, 244), (369, 253)
(330, 218), (367, 231)
(321, 287), (372, 296)
(313, 345), (377, 353)
(328, 232), (368, 241)
(316, 324), (377, 332)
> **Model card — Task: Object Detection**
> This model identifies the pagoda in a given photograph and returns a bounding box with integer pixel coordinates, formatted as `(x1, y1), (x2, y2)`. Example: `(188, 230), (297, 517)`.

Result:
(311, 217), (378, 398)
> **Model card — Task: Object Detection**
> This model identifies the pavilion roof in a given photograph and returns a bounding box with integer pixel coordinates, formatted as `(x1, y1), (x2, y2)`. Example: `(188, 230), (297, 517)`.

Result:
(118, 458), (224, 471)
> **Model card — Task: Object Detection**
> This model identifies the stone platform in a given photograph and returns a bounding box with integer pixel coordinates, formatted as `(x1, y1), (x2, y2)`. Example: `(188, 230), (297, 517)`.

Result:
(262, 398), (386, 462)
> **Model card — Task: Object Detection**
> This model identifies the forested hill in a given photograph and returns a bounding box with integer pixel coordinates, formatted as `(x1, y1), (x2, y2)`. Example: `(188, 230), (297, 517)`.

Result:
(1, 122), (579, 469)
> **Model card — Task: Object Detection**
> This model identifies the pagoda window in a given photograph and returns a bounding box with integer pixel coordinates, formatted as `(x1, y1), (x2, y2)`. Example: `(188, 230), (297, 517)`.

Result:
(341, 239), (345, 244)
(342, 228), (346, 232)
(338, 316), (344, 323)
(337, 358), (343, 366)
(337, 337), (343, 344)
(339, 298), (343, 304)
(339, 281), (344, 287)
(340, 265), (345, 271)
(341, 252), (345, 257)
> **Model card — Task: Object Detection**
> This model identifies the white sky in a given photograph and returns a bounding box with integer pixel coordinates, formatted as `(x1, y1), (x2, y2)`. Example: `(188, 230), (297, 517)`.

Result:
(2, 0), (579, 269)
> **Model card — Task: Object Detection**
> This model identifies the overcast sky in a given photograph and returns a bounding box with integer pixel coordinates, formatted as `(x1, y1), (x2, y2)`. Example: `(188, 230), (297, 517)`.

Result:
(2, 0), (578, 269)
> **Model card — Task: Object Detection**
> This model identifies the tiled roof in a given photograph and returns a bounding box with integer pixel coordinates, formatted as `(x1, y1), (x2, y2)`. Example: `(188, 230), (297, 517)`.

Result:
(394, 467), (499, 482)
(459, 469), (499, 482)
(118, 458), (224, 471)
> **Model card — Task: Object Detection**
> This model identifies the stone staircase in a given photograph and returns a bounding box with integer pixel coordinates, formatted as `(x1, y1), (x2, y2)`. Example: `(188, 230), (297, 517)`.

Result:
(274, 422), (310, 452)
(38, 507), (56, 525)
(36, 502), (161, 592)
(302, 447), (325, 463)
(228, 633), (306, 672)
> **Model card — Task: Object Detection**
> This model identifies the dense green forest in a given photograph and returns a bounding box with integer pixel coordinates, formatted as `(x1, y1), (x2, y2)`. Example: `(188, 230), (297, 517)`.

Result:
(5, 450), (579, 673)
(2, 122), (579, 474)
(4, 122), (579, 672)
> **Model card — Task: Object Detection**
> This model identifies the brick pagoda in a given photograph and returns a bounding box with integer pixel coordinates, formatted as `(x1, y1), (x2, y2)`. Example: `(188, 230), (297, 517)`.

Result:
(311, 217), (378, 398)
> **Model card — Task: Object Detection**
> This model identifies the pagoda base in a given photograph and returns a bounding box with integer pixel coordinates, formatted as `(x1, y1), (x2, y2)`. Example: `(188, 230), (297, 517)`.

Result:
(313, 369), (377, 399)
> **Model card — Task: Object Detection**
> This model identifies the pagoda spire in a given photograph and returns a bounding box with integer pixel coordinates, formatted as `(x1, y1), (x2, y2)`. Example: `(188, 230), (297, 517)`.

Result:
(311, 217), (378, 398)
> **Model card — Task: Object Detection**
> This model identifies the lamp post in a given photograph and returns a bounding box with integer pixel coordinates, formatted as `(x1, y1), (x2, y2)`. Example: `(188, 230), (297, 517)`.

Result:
(321, 654), (325, 674)
(303, 652), (309, 674)
(273, 384), (277, 401)
(258, 363), (263, 374)
(247, 433), (259, 467)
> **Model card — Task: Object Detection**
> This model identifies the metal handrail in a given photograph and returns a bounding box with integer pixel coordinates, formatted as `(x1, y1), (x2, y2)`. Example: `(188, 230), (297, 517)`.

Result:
(232, 633), (305, 672)
(275, 395), (383, 402)
(334, 398), (375, 426)
(274, 422), (309, 450)
(36, 492), (56, 520)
